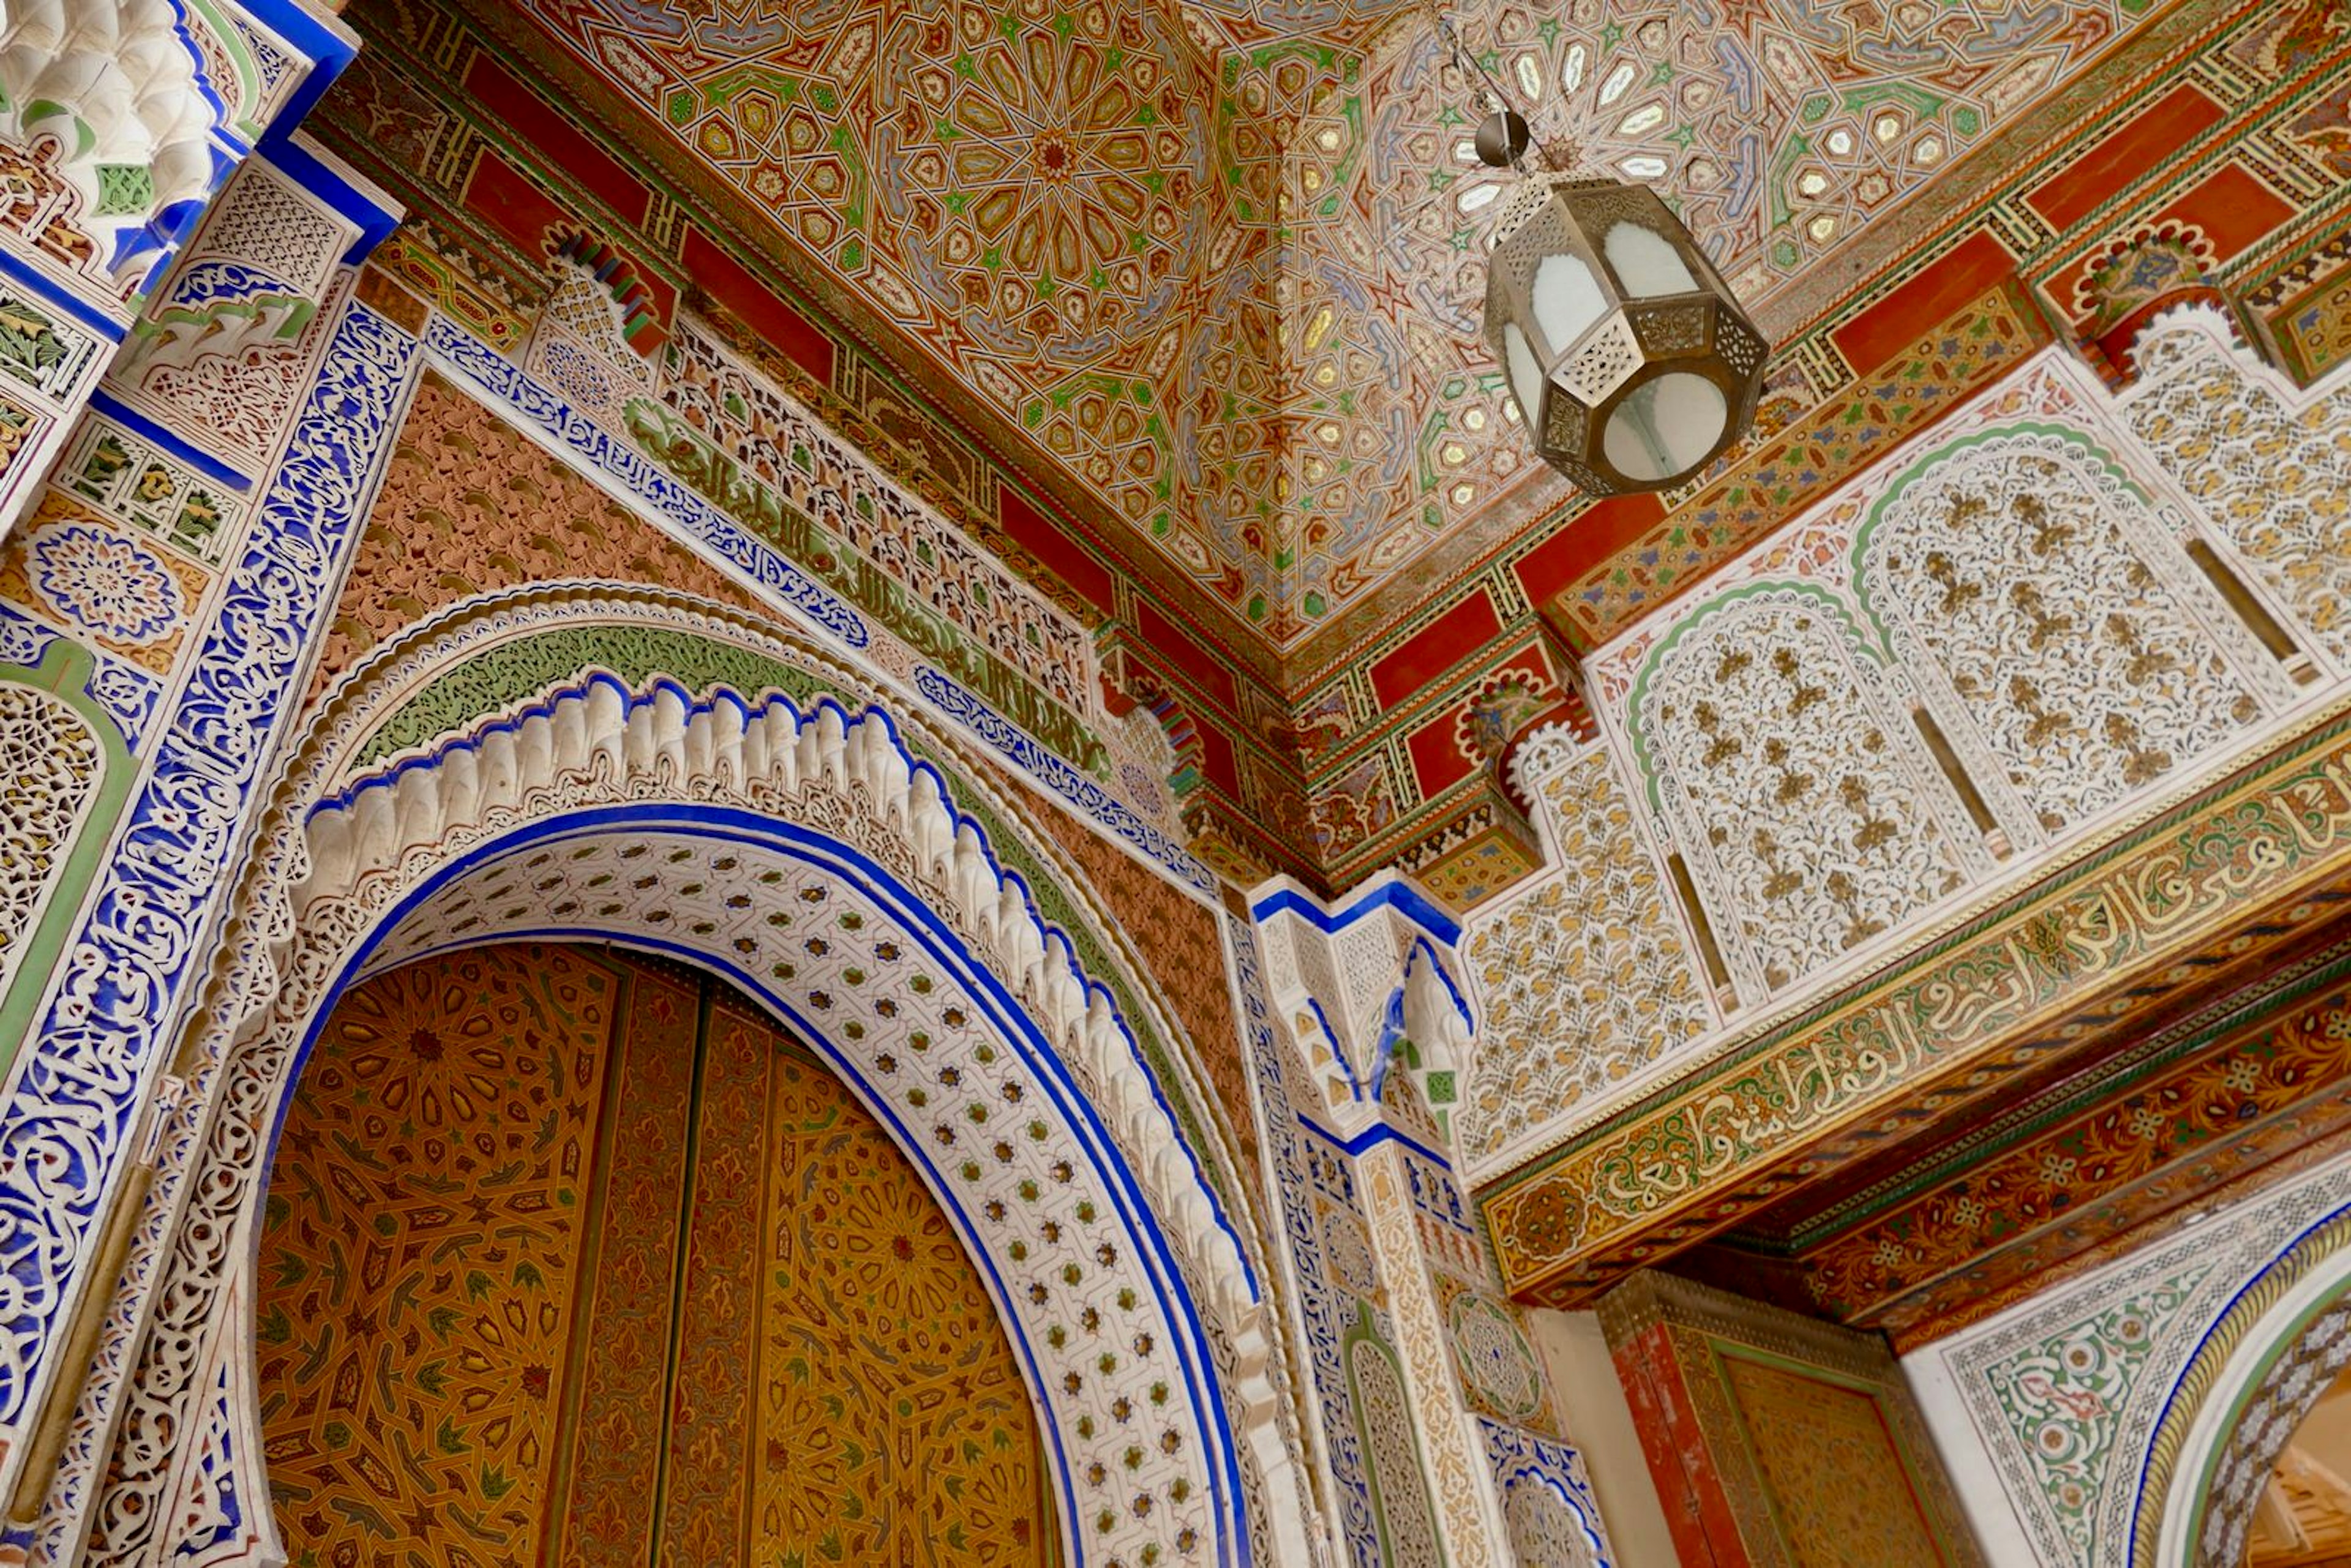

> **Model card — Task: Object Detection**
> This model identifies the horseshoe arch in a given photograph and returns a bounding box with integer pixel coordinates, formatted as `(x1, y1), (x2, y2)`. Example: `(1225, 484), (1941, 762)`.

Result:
(75, 585), (1309, 1568)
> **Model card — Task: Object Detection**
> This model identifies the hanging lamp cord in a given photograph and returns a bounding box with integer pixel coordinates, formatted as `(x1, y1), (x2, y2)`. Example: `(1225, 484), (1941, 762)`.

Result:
(1431, 2), (1580, 174)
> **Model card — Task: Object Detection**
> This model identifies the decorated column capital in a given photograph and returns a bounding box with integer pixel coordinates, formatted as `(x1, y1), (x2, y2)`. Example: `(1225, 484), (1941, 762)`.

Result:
(1245, 872), (1616, 1567)
(1248, 871), (1473, 1141)
(0, 0), (364, 541)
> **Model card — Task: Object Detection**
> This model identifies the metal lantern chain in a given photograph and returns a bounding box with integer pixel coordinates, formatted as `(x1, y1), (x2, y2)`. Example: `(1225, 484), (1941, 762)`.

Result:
(1435, 12), (1534, 171)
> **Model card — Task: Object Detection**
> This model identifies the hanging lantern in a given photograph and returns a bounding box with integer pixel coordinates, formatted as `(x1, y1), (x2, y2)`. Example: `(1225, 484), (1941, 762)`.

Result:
(1481, 174), (1768, 496)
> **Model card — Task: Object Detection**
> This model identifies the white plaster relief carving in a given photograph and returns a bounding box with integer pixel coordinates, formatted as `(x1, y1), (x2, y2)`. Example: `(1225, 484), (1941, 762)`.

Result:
(0, 0), (216, 290)
(2121, 305), (2351, 675)
(298, 681), (1256, 1332)
(1349, 1334), (1445, 1568)
(351, 828), (1222, 1568)
(1460, 746), (1710, 1175)
(81, 596), (1283, 1567)
(1251, 874), (1471, 1128)
(0, 680), (101, 1000)
(1464, 348), (2351, 1176)
(1633, 585), (1983, 999)
(1857, 426), (2278, 845)
(107, 156), (366, 475)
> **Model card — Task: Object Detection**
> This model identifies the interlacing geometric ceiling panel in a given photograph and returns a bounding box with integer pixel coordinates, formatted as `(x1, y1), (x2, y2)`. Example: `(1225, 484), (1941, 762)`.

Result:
(517, 0), (1237, 590)
(506, 0), (2172, 648)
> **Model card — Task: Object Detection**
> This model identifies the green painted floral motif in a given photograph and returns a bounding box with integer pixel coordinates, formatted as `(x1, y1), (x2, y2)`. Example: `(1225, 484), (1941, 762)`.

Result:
(1447, 1289), (1548, 1425)
(354, 625), (824, 765)
(94, 163), (154, 216)
(1981, 1269), (2210, 1567)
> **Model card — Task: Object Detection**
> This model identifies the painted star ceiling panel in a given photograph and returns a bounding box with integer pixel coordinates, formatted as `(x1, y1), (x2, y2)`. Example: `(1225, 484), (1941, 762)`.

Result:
(508, 0), (2172, 649)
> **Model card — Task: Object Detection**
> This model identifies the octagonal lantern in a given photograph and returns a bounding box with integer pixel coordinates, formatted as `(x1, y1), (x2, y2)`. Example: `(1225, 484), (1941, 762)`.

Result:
(1483, 177), (1768, 496)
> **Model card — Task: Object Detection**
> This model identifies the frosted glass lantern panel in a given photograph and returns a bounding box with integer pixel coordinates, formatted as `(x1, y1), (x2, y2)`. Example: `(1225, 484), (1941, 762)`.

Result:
(1531, 253), (1608, 355)
(1603, 372), (1727, 481)
(1504, 322), (1546, 423)
(1603, 221), (1699, 298)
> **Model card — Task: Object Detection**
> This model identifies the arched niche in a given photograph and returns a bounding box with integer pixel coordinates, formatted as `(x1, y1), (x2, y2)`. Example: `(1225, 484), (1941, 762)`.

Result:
(73, 585), (1303, 1568)
(1345, 1326), (1444, 1568)
(2132, 1202), (2351, 1568)
(1851, 422), (2279, 848)
(1625, 583), (1986, 1000)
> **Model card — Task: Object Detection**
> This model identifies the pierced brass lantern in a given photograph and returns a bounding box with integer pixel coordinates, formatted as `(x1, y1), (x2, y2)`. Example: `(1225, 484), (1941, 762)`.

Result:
(1483, 177), (1768, 495)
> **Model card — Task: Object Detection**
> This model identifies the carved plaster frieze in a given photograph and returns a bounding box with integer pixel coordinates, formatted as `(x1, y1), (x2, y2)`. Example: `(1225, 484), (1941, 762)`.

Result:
(68, 582), (1310, 1567)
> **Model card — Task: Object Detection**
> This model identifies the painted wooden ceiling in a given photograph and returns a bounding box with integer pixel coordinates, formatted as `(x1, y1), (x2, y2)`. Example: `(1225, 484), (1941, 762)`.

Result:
(488, 0), (2173, 652)
(1602, 909), (2351, 1352)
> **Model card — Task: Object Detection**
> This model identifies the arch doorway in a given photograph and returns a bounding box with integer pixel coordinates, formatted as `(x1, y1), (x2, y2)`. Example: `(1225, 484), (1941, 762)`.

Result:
(77, 604), (1275, 1568)
(257, 939), (1054, 1564)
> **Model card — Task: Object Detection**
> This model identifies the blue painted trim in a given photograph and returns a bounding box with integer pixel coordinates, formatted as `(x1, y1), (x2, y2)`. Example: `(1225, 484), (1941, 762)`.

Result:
(1483, 1429), (1618, 1568)
(170, 0), (233, 140)
(244, 0), (358, 160)
(1367, 989), (1407, 1102)
(0, 304), (416, 1449)
(261, 135), (399, 264)
(304, 680), (1258, 1309)
(309, 672), (768, 817)
(1406, 935), (1474, 1034)
(1294, 1111), (1455, 1172)
(2127, 1195), (2351, 1557)
(238, 0), (356, 69)
(1368, 936), (1476, 1100)
(417, 313), (1210, 905)
(1302, 997), (1365, 1102)
(915, 664), (1215, 896)
(266, 803), (1253, 1568)
(0, 249), (127, 343)
(1249, 880), (1461, 947)
(86, 390), (255, 491)
(423, 314), (871, 653)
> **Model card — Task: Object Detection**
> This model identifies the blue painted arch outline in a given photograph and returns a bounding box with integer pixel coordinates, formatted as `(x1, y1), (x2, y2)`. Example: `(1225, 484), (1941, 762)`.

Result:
(2128, 1192), (2351, 1568)
(303, 670), (1260, 1307)
(78, 576), (1302, 1563)
(249, 801), (1257, 1568)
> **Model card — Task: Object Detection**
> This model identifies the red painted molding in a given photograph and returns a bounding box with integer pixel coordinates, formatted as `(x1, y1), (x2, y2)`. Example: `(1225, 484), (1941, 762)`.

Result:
(1612, 1325), (1752, 1568)
(1831, 230), (2017, 377)
(2025, 83), (2227, 231)
(1370, 588), (1501, 711)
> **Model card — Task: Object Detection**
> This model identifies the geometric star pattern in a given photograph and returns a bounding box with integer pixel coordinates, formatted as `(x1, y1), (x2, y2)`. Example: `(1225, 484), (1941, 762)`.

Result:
(507, 0), (2164, 645)
(521, 0), (1228, 597)
(257, 942), (1049, 1566)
